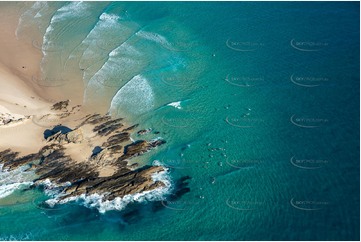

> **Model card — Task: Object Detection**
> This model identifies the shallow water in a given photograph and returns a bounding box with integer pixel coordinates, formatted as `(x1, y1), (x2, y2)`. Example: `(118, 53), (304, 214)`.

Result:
(0, 2), (359, 240)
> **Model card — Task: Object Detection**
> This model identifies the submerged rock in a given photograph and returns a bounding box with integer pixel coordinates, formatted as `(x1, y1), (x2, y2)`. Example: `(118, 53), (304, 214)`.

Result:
(137, 128), (152, 135)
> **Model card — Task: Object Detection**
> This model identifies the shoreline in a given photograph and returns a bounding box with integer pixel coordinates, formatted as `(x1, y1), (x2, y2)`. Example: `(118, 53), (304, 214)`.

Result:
(0, 3), (132, 155)
(0, 58), (171, 212)
(0, 3), (173, 213)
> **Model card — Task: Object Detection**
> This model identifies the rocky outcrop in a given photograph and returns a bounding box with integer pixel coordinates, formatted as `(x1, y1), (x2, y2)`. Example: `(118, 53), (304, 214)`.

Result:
(122, 139), (166, 160)
(59, 165), (165, 201)
(0, 113), (29, 126)
(137, 128), (152, 135)
(51, 100), (70, 111)
(0, 149), (39, 170)
(46, 128), (83, 144)
(0, 111), (167, 204)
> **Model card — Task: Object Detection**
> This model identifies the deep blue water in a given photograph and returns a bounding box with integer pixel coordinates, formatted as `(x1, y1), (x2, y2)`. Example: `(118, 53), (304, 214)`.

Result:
(0, 1), (359, 240)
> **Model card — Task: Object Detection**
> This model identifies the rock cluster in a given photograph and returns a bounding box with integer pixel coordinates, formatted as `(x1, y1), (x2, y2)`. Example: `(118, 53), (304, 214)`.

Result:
(0, 111), (167, 203)
(0, 113), (28, 126)
(46, 128), (83, 144)
(137, 128), (152, 135)
(51, 100), (70, 111)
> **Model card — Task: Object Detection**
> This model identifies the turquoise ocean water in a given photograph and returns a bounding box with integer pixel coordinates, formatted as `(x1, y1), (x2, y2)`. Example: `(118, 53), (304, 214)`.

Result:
(0, 2), (359, 240)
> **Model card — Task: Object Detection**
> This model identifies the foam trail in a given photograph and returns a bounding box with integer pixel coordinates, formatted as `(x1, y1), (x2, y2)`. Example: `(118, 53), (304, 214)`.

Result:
(136, 30), (172, 47)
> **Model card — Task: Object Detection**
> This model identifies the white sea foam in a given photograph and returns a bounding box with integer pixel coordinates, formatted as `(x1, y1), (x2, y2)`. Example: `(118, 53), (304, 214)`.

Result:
(76, 11), (141, 89)
(42, 2), (87, 50)
(99, 13), (120, 22)
(65, 11), (117, 72)
(40, 2), (90, 75)
(0, 165), (35, 200)
(45, 162), (171, 213)
(51, 1), (90, 22)
(0, 232), (33, 241)
(39, 179), (71, 197)
(167, 101), (183, 109)
(109, 75), (155, 115)
(0, 182), (33, 200)
(0, 161), (171, 212)
(15, 2), (49, 39)
(136, 30), (171, 47)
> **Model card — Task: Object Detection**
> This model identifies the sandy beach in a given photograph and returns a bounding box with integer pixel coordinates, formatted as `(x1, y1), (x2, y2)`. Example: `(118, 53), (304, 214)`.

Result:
(0, 5), (50, 155)
(0, 4), (170, 211)
(0, 4), (107, 156)
(0, 34), (114, 174)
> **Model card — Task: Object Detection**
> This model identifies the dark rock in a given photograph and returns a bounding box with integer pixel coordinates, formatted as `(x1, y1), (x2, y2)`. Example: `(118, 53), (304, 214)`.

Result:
(137, 128), (152, 135)
(122, 139), (166, 160)
(0, 113), (170, 207)
(51, 100), (70, 111)
(123, 124), (139, 132)
(78, 114), (112, 127)
(102, 132), (129, 147)
(46, 128), (83, 144)
(0, 149), (39, 170)
(44, 125), (72, 139)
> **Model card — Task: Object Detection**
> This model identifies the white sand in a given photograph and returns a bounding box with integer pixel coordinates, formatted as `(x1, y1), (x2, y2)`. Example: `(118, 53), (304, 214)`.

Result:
(0, 4), (127, 179)
(0, 4), (65, 156)
(0, 64), (51, 155)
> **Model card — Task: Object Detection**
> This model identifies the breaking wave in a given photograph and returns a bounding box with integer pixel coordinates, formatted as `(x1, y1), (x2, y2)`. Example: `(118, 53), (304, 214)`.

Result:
(0, 165), (35, 200)
(109, 75), (155, 115)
